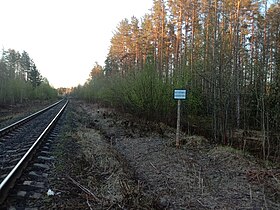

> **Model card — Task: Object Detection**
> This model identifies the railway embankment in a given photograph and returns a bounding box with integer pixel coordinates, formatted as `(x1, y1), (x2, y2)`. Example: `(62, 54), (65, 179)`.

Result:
(44, 100), (280, 209)
(1, 99), (279, 209)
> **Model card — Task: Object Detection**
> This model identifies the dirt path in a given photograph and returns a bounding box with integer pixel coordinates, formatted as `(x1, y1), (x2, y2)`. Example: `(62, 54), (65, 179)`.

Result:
(41, 100), (280, 209)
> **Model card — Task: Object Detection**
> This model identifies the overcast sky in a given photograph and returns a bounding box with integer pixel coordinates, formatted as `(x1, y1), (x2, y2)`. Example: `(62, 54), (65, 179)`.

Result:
(0, 0), (153, 88)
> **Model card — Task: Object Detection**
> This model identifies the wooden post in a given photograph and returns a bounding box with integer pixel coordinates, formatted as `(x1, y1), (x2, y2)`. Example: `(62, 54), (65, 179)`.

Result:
(174, 89), (187, 148)
(176, 99), (181, 147)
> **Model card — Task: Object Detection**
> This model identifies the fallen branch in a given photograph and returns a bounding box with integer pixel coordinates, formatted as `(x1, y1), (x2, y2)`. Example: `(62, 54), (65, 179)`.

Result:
(272, 173), (280, 187)
(67, 175), (101, 203)
(196, 199), (211, 208)
(150, 161), (160, 174)
(86, 195), (94, 210)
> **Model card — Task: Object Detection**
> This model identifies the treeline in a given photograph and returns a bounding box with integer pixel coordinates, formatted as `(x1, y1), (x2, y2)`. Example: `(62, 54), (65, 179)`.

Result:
(0, 49), (57, 104)
(74, 0), (280, 160)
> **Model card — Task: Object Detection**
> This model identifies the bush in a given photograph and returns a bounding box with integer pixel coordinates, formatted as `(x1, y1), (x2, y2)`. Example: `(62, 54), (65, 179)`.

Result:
(74, 63), (204, 125)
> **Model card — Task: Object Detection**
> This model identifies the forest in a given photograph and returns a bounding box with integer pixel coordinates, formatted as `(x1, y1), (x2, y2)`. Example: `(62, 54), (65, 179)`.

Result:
(74, 0), (280, 161)
(75, 0), (280, 159)
(0, 49), (57, 104)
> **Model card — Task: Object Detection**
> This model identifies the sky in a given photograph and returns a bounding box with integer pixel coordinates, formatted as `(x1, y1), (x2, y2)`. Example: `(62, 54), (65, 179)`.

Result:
(0, 0), (153, 88)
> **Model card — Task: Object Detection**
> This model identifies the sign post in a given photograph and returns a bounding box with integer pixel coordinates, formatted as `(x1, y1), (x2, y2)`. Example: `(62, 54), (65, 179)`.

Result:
(173, 89), (187, 148)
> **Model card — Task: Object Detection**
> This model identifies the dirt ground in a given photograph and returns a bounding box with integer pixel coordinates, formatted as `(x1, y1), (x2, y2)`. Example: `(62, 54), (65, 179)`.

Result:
(42, 99), (279, 209)
(2, 99), (280, 209)
(0, 100), (55, 129)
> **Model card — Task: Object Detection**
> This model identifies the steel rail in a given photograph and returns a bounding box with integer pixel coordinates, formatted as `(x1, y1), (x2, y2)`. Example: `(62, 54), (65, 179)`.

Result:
(0, 99), (64, 136)
(0, 100), (69, 204)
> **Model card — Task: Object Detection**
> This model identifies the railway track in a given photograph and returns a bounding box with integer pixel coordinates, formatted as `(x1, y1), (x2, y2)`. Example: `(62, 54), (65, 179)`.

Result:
(0, 99), (68, 208)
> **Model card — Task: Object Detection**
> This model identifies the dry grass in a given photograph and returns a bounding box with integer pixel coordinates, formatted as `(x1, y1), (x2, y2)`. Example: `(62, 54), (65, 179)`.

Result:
(47, 100), (280, 209)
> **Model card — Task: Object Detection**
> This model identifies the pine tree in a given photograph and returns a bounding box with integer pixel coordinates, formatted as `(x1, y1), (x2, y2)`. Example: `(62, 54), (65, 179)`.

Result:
(28, 62), (42, 88)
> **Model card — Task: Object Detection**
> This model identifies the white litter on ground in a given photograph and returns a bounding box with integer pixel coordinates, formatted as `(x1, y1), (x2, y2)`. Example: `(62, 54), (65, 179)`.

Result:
(47, 189), (55, 196)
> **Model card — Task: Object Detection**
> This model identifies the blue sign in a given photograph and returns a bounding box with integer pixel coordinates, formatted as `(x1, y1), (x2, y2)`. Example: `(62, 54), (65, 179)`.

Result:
(174, 89), (187, 100)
